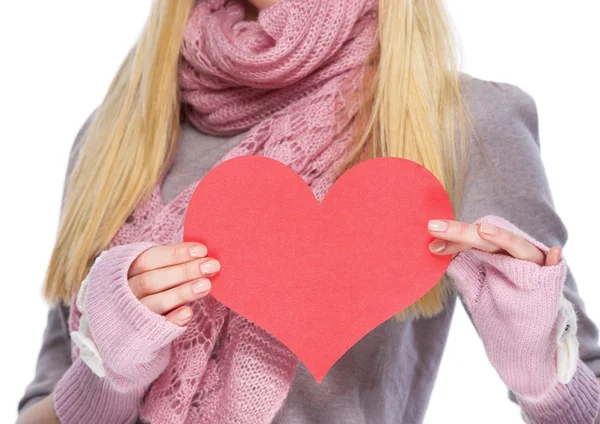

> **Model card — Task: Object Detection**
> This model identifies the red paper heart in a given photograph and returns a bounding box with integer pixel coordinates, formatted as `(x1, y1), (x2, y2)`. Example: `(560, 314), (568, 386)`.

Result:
(183, 156), (453, 382)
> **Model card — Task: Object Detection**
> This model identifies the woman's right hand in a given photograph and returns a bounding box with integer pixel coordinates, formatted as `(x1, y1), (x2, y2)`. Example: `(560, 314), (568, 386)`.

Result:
(127, 242), (221, 326)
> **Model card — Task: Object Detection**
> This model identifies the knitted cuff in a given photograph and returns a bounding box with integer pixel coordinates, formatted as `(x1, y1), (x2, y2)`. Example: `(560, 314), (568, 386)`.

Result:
(84, 241), (187, 390)
(54, 358), (144, 424)
(517, 360), (600, 424)
(446, 214), (572, 399)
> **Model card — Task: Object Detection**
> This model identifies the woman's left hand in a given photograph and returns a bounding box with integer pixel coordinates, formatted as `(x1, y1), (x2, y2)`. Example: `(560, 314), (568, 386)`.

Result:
(427, 215), (580, 401)
(427, 218), (563, 266)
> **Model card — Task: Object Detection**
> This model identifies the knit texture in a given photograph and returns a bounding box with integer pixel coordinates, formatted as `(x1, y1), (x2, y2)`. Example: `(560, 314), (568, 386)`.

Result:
(178, 0), (379, 198)
(446, 215), (600, 422)
(55, 0), (600, 421)
(54, 359), (144, 423)
(518, 361), (600, 424)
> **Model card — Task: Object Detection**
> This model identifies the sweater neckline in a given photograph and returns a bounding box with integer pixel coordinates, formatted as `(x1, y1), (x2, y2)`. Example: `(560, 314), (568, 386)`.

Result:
(152, 176), (200, 210)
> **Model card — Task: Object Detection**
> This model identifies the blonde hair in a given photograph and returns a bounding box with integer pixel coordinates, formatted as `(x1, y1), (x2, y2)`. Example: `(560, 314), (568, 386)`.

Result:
(45, 0), (475, 321)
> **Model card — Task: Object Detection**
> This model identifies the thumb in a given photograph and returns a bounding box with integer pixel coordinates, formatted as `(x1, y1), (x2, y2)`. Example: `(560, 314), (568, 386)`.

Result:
(544, 246), (562, 267)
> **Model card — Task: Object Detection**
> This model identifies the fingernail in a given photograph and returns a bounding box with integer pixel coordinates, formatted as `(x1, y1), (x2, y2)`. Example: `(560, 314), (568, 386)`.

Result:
(479, 223), (498, 235)
(178, 308), (192, 320)
(428, 220), (448, 232)
(429, 239), (447, 253)
(200, 259), (220, 274)
(189, 245), (207, 258)
(192, 278), (211, 294)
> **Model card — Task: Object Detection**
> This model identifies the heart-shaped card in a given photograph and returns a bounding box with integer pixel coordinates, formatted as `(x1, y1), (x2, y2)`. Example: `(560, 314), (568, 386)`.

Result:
(183, 156), (453, 382)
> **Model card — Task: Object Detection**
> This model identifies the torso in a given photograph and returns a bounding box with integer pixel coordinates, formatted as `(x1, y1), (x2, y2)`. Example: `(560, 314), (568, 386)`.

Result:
(46, 73), (552, 424)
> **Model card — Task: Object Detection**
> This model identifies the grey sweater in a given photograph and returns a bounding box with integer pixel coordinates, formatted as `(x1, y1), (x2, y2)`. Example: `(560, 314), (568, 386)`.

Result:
(17, 73), (600, 423)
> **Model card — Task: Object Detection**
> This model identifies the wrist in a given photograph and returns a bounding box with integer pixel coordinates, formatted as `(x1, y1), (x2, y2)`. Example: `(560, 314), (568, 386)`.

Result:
(54, 358), (144, 424)
(516, 360), (600, 424)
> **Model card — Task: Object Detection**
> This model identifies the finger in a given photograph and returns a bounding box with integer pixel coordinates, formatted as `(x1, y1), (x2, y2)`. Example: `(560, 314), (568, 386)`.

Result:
(164, 305), (194, 326)
(128, 242), (208, 278)
(129, 257), (220, 299)
(140, 278), (211, 315)
(428, 219), (501, 252)
(476, 222), (545, 265)
(545, 246), (562, 267)
(429, 238), (471, 256)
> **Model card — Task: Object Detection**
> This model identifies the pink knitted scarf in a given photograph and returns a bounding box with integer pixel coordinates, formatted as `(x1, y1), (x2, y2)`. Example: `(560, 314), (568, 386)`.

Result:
(84, 1), (377, 422)
(178, 0), (378, 197)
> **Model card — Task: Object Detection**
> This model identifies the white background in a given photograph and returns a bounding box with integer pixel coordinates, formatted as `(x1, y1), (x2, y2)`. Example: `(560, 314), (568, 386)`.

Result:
(0, 1), (598, 423)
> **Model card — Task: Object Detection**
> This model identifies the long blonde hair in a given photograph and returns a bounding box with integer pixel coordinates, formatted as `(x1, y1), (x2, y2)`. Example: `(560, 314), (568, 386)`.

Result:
(45, 0), (475, 320)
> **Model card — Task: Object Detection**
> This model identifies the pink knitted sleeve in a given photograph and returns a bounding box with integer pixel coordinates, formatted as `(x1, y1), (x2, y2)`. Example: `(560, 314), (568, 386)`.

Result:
(446, 215), (600, 423)
(54, 241), (187, 423)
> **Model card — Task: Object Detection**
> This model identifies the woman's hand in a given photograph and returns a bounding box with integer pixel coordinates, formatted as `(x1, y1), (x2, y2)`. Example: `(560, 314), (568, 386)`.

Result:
(70, 240), (221, 390)
(127, 242), (221, 326)
(427, 218), (562, 266)
(427, 214), (578, 400)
